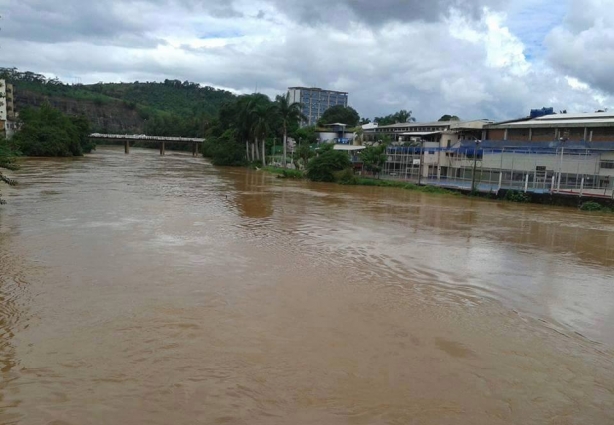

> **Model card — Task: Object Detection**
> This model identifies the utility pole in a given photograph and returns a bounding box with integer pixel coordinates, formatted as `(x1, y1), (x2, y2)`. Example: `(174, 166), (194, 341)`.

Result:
(471, 140), (481, 193)
(418, 140), (424, 185)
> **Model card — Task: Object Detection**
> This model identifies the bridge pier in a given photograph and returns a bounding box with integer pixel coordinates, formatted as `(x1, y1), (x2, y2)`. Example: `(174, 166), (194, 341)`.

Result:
(192, 142), (197, 157)
(160, 141), (165, 156)
(124, 140), (130, 154)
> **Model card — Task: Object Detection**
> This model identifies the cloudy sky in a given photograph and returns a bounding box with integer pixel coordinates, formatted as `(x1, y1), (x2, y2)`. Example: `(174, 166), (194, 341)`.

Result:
(1, 0), (612, 121)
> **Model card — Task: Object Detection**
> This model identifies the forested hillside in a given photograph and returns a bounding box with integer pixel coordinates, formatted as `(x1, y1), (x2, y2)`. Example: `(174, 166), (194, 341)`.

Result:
(0, 68), (237, 137)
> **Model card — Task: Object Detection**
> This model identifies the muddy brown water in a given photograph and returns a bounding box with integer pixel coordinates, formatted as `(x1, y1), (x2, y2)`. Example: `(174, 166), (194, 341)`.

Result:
(1, 147), (613, 424)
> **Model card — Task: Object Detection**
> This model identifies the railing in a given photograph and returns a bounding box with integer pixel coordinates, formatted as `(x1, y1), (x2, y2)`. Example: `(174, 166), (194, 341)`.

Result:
(89, 133), (204, 143)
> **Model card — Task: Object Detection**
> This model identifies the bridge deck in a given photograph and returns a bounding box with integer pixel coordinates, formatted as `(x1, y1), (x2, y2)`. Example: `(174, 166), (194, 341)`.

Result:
(89, 134), (204, 143)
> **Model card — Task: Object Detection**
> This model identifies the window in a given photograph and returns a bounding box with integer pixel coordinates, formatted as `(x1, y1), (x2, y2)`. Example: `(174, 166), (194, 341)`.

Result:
(600, 160), (614, 169)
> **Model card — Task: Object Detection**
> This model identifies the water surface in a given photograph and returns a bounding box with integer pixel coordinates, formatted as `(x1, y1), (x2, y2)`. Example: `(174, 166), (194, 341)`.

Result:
(1, 147), (613, 424)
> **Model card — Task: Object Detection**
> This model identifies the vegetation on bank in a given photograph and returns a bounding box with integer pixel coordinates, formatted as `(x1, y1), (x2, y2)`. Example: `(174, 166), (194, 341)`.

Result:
(0, 137), (18, 205)
(579, 201), (613, 213)
(1, 67), (236, 137)
(12, 103), (94, 157)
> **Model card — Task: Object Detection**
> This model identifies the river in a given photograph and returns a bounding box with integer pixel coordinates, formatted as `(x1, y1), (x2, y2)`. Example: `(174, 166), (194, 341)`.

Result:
(1, 146), (613, 424)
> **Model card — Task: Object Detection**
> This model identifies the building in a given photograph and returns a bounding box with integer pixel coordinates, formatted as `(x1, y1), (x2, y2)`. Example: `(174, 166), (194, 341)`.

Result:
(0, 79), (18, 138)
(483, 111), (614, 142)
(365, 119), (492, 144)
(380, 112), (614, 197)
(287, 87), (349, 127)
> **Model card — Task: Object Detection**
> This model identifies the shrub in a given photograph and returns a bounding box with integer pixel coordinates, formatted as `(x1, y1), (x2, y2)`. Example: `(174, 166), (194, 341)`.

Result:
(281, 169), (304, 179)
(335, 168), (358, 185)
(580, 201), (603, 211)
(306, 150), (351, 182)
(504, 190), (531, 203)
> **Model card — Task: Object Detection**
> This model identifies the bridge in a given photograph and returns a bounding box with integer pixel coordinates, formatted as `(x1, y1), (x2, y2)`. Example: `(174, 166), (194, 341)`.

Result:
(89, 133), (205, 156)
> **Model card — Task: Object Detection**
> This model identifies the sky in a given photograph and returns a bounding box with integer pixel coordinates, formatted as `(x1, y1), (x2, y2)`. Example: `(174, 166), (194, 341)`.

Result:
(0, 0), (613, 122)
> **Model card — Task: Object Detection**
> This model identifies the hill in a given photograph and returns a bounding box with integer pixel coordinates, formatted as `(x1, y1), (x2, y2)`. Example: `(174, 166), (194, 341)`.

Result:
(0, 68), (237, 137)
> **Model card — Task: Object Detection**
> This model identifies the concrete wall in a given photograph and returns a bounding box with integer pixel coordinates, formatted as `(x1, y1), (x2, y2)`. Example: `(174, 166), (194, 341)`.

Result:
(482, 152), (600, 175)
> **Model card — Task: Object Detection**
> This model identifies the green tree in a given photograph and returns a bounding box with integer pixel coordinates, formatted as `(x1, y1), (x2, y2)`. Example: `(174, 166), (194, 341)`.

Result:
(438, 114), (460, 121)
(0, 137), (18, 205)
(292, 126), (319, 146)
(318, 105), (360, 127)
(375, 110), (416, 126)
(12, 103), (91, 157)
(275, 94), (306, 168)
(306, 147), (351, 182)
(209, 130), (247, 166)
(293, 143), (315, 170)
(361, 144), (388, 178)
(251, 103), (277, 167)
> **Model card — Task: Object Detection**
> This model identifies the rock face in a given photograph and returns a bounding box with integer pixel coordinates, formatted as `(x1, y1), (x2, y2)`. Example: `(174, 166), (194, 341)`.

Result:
(15, 89), (147, 134)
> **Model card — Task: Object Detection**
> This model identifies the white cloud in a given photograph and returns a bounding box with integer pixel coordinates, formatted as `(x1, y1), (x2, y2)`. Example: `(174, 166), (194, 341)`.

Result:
(0, 0), (612, 121)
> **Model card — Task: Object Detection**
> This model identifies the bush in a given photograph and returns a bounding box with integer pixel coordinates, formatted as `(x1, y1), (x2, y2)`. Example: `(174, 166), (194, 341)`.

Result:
(504, 190), (531, 203)
(580, 201), (603, 211)
(12, 104), (91, 157)
(306, 149), (351, 182)
(281, 169), (304, 179)
(207, 130), (246, 166)
(335, 168), (358, 185)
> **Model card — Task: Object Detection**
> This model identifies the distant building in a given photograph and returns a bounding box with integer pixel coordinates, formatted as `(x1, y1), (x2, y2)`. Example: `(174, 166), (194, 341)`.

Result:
(364, 119), (492, 144)
(0, 79), (19, 138)
(287, 87), (349, 127)
(483, 111), (614, 142)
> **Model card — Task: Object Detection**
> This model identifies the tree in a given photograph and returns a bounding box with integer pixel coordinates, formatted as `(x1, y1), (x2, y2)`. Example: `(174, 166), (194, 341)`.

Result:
(275, 94), (306, 168)
(438, 114), (460, 121)
(306, 146), (352, 182)
(292, 125), (319, 146)
(361, 144), (388, 178)
(0, 137), (18, 205)
(318, 105), (360, 127)
(12, 103), (92, 157)
(359, 117), (371, 125)
(395, 109), (415, 123)
(375, 110), (416, 126)
(209, 130), (247, 166)
(293, 143), (315, 170)
(251, 103), (277, 167)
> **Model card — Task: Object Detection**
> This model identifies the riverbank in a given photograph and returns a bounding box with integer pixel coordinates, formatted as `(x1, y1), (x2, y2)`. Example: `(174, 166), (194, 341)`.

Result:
(262, 166), (614, 213)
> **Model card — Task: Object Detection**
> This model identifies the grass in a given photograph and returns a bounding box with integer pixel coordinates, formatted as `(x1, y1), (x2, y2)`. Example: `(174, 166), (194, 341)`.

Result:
(262, 166), (305, 179)
(346, 176), (455, 195)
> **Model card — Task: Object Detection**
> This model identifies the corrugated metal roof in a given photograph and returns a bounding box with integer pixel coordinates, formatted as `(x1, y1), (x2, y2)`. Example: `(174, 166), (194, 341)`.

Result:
(535, 112), (614, 121)
(399, 131), (442, 136)
(506, 118), (614, 126)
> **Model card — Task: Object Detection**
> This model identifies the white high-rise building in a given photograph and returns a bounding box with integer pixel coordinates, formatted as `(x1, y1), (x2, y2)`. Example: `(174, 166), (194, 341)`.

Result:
(287, 87), (349, 127)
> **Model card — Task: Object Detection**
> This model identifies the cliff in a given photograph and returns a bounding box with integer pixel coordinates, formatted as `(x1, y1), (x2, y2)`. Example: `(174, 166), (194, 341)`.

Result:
(15, 89), (147, 134)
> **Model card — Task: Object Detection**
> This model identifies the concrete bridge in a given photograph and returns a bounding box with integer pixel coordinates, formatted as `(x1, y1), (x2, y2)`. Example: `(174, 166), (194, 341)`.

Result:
(89, 133), (205, 156)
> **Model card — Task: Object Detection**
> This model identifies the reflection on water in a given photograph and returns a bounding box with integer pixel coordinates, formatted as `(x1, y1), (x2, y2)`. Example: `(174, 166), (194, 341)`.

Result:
(0, 146), (613, 424)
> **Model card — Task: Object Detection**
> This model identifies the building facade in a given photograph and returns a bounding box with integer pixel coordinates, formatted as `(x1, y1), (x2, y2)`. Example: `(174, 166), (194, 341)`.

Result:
(483, 112), (614, 142)
(287, 87), (348, 127)
(0, 79), (18, 138)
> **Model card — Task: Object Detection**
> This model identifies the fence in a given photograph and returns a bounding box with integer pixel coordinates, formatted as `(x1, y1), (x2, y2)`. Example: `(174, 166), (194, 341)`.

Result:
(381, 141), (614, 198)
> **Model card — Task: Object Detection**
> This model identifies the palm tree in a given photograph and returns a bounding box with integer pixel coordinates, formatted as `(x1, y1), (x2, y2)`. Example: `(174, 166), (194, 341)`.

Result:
(396, 109), (416, 123)
(251, 103), (277, 167)
(276, 94), (306, 168)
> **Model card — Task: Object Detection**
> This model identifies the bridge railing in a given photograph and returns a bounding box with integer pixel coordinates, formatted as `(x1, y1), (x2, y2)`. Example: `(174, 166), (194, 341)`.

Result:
(89, 133), (204, 143)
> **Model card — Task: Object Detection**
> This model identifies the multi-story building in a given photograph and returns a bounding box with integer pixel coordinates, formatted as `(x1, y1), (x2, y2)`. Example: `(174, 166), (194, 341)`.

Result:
(287, 87), (348, 127)
(0, 79), (7, 122)
(0, 79), (18, 138)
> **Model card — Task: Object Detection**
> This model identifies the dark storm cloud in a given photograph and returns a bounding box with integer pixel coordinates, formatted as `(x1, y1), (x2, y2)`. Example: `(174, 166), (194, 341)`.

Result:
(1, 0), (241, 46)
(267, 0), (502, 26)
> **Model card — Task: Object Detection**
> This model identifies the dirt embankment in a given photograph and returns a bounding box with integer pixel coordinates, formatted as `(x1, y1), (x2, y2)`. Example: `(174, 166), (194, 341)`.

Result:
(15, 89), (147, 134)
